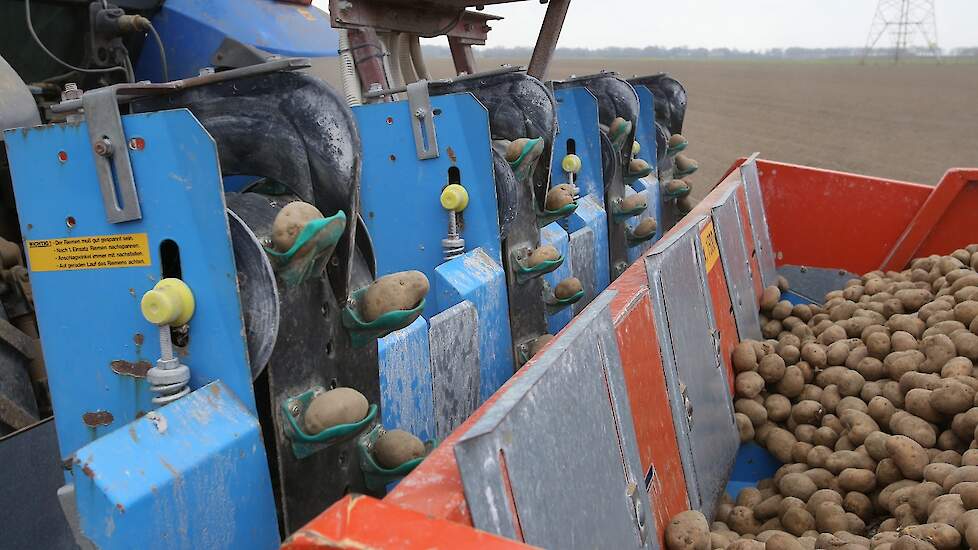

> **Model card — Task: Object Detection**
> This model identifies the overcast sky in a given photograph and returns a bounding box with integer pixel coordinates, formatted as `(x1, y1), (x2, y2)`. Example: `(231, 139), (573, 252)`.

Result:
(316, 1), (978, 50)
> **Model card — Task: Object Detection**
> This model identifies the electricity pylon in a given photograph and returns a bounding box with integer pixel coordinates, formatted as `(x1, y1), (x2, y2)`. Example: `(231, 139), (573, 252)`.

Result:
(862, 0), (942, 63)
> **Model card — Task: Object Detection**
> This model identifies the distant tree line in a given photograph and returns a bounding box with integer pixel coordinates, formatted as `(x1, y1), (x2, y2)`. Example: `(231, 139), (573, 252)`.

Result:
(422, 45), (978, 59)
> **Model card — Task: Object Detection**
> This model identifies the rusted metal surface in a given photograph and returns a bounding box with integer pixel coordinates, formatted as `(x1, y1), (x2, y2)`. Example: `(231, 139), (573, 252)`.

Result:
(449, 36), (477, 75)
(81, 410), (114, 428)
(329, 0), (500, 40)
(110, 359), (151, 378)
(527, 0), (571, 79)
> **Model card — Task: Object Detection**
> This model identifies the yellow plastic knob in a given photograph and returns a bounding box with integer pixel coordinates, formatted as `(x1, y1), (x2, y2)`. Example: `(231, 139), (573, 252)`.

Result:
(440, 184), (469, 212)
(140, 278), (195, 326)
(632, 141), (641, 156)
(561, 154), (582, 174)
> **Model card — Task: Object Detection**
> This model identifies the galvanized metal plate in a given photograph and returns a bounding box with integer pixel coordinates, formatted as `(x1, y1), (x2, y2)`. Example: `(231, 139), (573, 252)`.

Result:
(779, 265), (859, 304)
(710, 186), (762, 341)
(454, 292), (656, 549)
(740, 154), (777, 287)
(429, 301), (480, 440)
(568, 224), (597, 316)
(646, 216), (739, 516)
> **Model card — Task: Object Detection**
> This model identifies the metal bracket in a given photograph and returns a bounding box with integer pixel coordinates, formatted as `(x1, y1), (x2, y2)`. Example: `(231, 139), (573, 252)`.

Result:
(82, 87), (142, 223)
(406, 81), (438, 160)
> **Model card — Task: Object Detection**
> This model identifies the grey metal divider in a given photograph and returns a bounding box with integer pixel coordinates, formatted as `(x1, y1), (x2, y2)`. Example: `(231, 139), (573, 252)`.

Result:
(453, 291), (657, 549)
(710, 184), (763, 341)
(645, 214), (739, 518)
(740, 154), (778, 287)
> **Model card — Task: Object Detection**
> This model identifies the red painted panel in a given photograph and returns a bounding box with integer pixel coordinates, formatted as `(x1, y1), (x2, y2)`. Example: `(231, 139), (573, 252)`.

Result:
(284, 495), (534, 549)
(883, 169), (978, 270)
(699, 219), (739, 396)
(754, 160), (932, 275)
(612, 283), (689, 545)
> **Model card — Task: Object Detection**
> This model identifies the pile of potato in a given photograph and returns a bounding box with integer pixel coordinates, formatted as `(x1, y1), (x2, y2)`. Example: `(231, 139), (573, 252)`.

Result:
(666, 245), (978, 549)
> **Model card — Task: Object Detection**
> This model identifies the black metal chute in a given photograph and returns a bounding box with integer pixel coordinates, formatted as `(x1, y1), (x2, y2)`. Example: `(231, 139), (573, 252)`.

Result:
(629, 73), (688, 136)
(133, 69), (371, 299)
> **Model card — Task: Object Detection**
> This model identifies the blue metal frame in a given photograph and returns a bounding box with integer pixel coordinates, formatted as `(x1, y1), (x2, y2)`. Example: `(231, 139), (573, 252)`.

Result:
(3, 110), (256, 462)
(632, 85), (664, 246)
(136, 0), (339, 82)
(551, 87), (611, 301)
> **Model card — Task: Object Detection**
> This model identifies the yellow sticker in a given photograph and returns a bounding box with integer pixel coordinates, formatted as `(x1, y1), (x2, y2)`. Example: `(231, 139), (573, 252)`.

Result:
(296, 7), (317, 22)
(700, 222), (720, 273)
(27, 233), (151, 272)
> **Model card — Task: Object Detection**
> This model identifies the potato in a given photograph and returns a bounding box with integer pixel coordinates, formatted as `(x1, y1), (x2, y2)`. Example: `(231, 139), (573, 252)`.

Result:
(733, 341), (759, 372)
(303, 387), (369, 434)
(271, 201), (327, 253)
(905, 388), (943, 423)
(954, 300), (978, 326)
(526, 245), (560, 267)
(727, 506), (761, 535)
(735, 413), (755, 442)
(779, 472), (818, 501)
(801, 343), (827, 369)
(792, 400), (825, 425)
(373, 429), (425, 469)
(941, 357), (974, 379)
(952, 481), (978, 510)
(795, 424), (816, 445)
(361, 270), (429, 322)
(923, 320), (967, 339)
(843, 491), (874, 521)
(908, 481), (946, 522)
(927, 494), (964, 524)
(924, 463), (958, 486)
(817, 325), (847, 346)
(884, 350), (925, 381)
(950, 330), (978, 361)
(880, 479), (919, 512)
(920, 334), (956, 374)
(758, 354), (787, 383)
(777, 366), (805, 398)
(766, 394), (793, 423)
(942, 466), (978, 492)
(951, 408), (978, 440)
(841, 409), (879, 445)
(890, 411), (938, 448)
(814, 501), (848, 533)
(865, 330), (892, 359)
(735, 371), (765, 398)
(826, 450), (876, 474)
(735, 398), (768, 427)
(764, 532), (803, 550)
(767, 428), (799, 463)
(868, 395), (897, 430)
(888, 314), (927, 339)
(932, 380), (976, 415)
(900, 371), (943, 394)
(887, 435), (930, 480)
(838, 467), (876, 492)
(761, 286), (781, 311)
(665, 509), (711, 550)
(892, 330), (920, 351)
(895, 288), (934, 312)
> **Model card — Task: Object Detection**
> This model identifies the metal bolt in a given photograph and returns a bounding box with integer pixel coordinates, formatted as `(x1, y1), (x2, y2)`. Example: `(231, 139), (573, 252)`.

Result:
(415, 108), (426, 119)
(198, 67), (215, 76)
(93, 138), (113, 157)
(800, 266), (808, 273)
(289, 403), (301, 416)
(61, 82), (82, 102)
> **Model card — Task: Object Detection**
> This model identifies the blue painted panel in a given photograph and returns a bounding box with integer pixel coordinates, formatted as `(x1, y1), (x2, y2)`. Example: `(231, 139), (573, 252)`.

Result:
(73, 381), (278, 549)
(433, 249), (513, 402)
(725, 442), (782, 499)
(551, 87), (604, 198)
(378, 316), (435, 442)
(540, 222), (573, 334)
(355, 93), (501, 313)
(136, 0), (338, 82)
(633, 85), (665, 246)
(567, 195), (611, 294)
(3, 110), (255, 462)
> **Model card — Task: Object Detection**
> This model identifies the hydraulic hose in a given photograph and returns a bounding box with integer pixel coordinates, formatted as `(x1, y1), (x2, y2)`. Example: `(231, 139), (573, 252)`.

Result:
(338, 29), (362, 106)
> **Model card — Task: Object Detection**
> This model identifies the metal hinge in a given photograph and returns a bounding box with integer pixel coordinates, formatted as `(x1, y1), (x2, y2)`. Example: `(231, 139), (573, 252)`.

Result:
(406, 80), (438, 160)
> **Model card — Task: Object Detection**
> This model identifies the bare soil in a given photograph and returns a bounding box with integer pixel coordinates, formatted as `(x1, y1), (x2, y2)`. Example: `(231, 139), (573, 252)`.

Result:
(309, 57), (978, 198)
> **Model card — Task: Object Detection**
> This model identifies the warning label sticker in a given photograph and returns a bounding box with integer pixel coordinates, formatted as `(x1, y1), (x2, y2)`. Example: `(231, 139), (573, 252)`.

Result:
(700, 222), (720, 273)
(27, 233), (151, 272)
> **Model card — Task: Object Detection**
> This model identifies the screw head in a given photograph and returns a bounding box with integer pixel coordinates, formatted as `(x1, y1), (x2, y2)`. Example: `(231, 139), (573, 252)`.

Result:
(93, 138), (113, 157)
